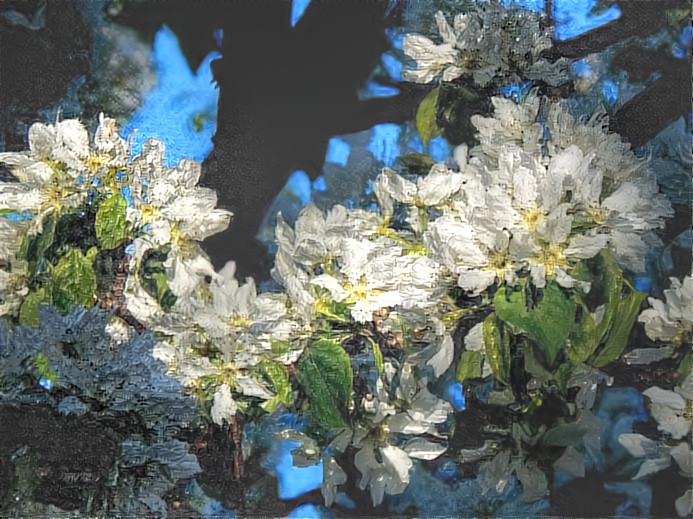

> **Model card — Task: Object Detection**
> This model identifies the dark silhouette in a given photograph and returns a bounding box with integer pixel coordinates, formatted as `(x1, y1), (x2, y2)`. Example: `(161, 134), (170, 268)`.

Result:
(0, 0), (92, 151)
(203, 0), (426, 279)
(113, 0), (427, 279)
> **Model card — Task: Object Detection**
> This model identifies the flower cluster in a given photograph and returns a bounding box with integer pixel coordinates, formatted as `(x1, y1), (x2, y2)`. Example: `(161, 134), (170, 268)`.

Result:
(376, 95), (672, 298)
(624, 277), (693, 517)
(639, 276), (693, 344)
(0, 35), (686, 511)
(403, 2), (571, 86)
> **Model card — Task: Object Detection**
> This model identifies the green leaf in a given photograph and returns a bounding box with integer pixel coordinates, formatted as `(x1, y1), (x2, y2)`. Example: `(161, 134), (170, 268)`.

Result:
(555, 362), (574, 392)
(95, 193), (130, 250)
(569, 250), (647, 368)
(139, 246), (177, 312)
(567, 310), (599, 365)
(18, 214), (56, 277)
(18, 288), (48, 327)
(524, 345), (555, 383)
(495, 280), (576, 364)
(51, 248), (96, 313)
(255, 360), (293, 412)
(592, 288), (646, 368)
(297, 339), (353, 429)
(367, 336), (384, 374)
(416, 86), (442, 145)
(372, 341), (384, 374)
(398, 153), (437, 174)
(33, 352), (57, 385)
(270, 339), (291, 355)
(482, 313), (511, 384)
(541, 423), (588, 447)
(456, 350), (482, 383)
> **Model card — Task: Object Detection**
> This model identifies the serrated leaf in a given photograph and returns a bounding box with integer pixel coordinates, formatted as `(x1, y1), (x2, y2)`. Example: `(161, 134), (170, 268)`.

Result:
(456, 350), (482, 383)
(255, 360), (293, 412)
(495, 280), (576, 364)
(482, 313), (511, 384)
(51, 248), (96, 313)
(297, 339), (353, 429)
(95, 193), (130, 250)
(416, 86), (442, 145)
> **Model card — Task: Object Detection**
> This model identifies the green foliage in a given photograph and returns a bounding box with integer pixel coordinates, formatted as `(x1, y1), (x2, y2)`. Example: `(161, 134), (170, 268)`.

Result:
(33, 352), (57, 386)
(483, 313), (511, 384)
(18, 288), (48, 327)
(495, 280), (576, 364)
(398, 153), (437, 175)
(51, 248), (97, 313)
(270, 339), (291, 356)
(591, 289), (646, 368)
(95, 192), (130, 250)
(371, 338), (384, 374)
(416, 85), (443, 145)
(18, 214), (56, 278)
(568, 251), (647, 367)
(457, 350), (482, 383)
(139, 246), (177, 312)
(436, 82), (489, 144)
(297, 339), (353, 429)
(255, 360), (293, 412)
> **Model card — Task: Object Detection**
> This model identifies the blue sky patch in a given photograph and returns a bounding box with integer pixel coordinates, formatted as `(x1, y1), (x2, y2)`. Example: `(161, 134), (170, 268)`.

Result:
(122, 25), (221, 167)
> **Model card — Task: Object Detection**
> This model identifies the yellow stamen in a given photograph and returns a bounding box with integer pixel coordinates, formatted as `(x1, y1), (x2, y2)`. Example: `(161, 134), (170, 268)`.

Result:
(587, 207), (608, 226)
(519, 208), (545, 233)
(535, 242), (568, 276)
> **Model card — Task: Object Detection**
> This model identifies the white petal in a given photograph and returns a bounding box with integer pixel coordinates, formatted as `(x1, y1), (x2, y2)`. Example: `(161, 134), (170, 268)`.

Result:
(427, 334), (454, 377)
(564, 233), (610, 259)
(675, 490), (693, 517)
(417, 164), (465, 205)
(402, 438), (447, 460)
(617, 433), (659, 457)
(464, 322), (484, 351)
(28, 122), (56, 157)
(310, 274), (350, 302)
(643, 387), (686, 410)
(374, 168), (417, 212)
(210, 383), (238, 425)
(457, 269), (496, 296)
(670, 443), (693, 477)
(380, 445), (412, 493)
(633, 456), (670, 479)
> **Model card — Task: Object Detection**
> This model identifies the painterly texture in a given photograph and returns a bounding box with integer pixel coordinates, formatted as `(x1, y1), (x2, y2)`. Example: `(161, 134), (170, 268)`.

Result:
(0, 0), (690, 517)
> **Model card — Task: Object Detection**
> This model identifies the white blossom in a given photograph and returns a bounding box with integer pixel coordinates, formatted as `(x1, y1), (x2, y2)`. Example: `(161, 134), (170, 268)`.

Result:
(639, 276), (693, 343)
(403, 4), (569, 87)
